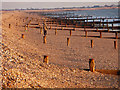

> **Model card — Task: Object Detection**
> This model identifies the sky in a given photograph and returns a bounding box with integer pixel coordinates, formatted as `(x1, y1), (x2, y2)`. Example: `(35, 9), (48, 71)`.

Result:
(1, 0), (120, 2)
(0, 0), (119, 9)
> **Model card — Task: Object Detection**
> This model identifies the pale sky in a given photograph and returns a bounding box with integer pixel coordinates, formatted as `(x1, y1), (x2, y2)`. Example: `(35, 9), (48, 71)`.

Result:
(1, 0), (119, 9)
(1, 0), (120, 2)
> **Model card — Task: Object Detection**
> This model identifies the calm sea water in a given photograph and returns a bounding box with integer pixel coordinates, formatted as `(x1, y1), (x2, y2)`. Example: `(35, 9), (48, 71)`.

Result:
(70, 8), (118, 18)
(50, 8), (118, 18)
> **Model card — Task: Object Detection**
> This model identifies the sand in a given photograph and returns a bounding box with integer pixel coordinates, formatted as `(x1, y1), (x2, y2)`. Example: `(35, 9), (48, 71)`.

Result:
(1, 10), (120, 88)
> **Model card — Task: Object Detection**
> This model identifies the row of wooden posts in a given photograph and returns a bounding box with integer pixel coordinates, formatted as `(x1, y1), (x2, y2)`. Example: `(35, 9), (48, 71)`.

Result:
(43, 55), (95, 72)
(49, 17), (119, 30)
(9, 17), (118, 73)
(8, 19), (118, 49)
(9, 22), (119, 39)
(21, 33), (117, 49)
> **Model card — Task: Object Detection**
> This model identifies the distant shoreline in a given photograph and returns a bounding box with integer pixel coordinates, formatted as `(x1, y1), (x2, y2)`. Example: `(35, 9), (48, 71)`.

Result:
(24, 7), (119, 12)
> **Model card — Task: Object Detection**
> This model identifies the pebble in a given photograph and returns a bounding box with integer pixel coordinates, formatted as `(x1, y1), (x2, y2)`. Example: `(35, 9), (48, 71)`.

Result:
(105, 77), (109, 80)
(9, 59), (14, 61)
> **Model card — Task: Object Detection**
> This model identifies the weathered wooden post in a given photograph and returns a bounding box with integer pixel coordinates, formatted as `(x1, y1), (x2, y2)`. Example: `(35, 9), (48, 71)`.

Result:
(91, 40), (93, 48)
(75, 23), (77, 28)
(26, 17), (28, 20)
(99, 19), (102, 27)
(55, 28), (57, 35)
(112, 23), (114, 30)
(9, 24), (11, 28)
(87, 17), (88, 24)
(38, 22), (40, 26)
(61, 27), (63, 30)
(85, 30), (87, 37)
(43, 56), (49, 64)
(43, 36), (46, 43)
(66, 24), (67, 27)
(16, 23), (18, 26)
(27, 24), (29, 28)
(89, 59), (95, 72)
(60, 20), (62, 25)
(102, 19), (104, 28)
(96, 28), (98, 32)
(107, 28), (109, 32)
(79, 20), (81, 25)
(115, 32), (118, 39)
(67, 38), (70, 46)
(73, 28), (75, 31)
(107, 20), (109, 28)
(40, 27), (43, 34)
(23, 19), (24, 22)
(21, 34), (24, 38)
(100, 31), (102, 38)
(84, 25), (86, 31)
(114, 41), (117, 49)
(70, 30), (72, 36)
(29, 20), (31, 24)
(50, 25), (52, 29)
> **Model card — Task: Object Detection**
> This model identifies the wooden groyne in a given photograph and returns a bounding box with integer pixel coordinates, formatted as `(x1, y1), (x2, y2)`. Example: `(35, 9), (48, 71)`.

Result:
(24, 15), (120, 39)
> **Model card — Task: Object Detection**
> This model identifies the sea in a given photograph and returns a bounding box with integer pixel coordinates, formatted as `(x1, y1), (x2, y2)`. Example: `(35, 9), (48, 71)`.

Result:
(48, 8), (118, 18)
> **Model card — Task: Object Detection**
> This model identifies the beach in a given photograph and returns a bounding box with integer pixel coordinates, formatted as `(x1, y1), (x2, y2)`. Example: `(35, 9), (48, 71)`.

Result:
(1, 10), (120, 88)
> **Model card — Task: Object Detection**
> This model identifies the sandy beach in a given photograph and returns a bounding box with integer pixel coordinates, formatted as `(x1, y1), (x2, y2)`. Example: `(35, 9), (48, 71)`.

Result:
(1, 10), (120, 88)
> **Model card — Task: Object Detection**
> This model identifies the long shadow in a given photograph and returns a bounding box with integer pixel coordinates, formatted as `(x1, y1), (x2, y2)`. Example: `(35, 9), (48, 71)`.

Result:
(72, 35), (119, 39)
(83, 69), (90, 71)
(83, 69), (120, 75)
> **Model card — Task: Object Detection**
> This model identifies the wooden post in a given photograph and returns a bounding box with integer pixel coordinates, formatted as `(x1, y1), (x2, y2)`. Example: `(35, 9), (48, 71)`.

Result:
(9, 24), (11, 28)
(26, 17), (28, 20)
(103, 20), (104, 29)
(43, 56), (49, 64)
(114, 41), (117, 49)
(60, 20), (62, 25)
(85, 30), (87, 37)
(84, 25), (86, 31)
(75, 24), (77, 28)
(107, 28), (109, 32)
(87, 17), (88, 23)
(27, 24), (29, 28)
(70, 30), (72, 36)
(91, 40), (93, 48)
(107, 20), (108, 28)
(43, 36), (46, 43)
(80, 21), (81, 25)
(112, 23), (114, 30)
(51, 21), (52, 25)
(89, 59), (95, 72)
(21, 34), (24, 38)
(40, 27), (43, 34)
(99, 19), (102, 27)
(96, 28), (98, 32)
(25, 25), (27, 31)
(38, 22), (40, 26)
(61, 27), (63, 30)
(73, 28), (75, 31)
(100, 31), (102, 38)
(67, 38), (70, 46)
(66, 24), (67, 27)
(55, 28), (57, 35)
(50, 25), (52, 29)
(115, 32), (118, 39)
